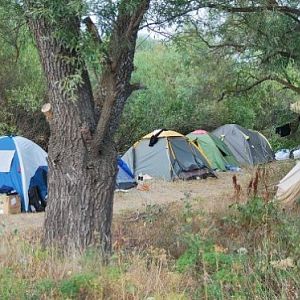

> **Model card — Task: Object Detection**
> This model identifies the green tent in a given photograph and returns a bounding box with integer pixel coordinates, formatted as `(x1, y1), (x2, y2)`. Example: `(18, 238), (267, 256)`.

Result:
(187, 130), (239, 171)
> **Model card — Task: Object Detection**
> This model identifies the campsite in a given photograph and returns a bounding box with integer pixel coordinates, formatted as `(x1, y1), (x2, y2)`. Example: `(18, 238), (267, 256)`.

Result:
(2, 1), (300, 299)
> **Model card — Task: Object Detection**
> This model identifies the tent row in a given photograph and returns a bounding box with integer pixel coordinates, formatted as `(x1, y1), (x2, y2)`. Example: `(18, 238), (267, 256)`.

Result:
(0, 124), (274, 212)
(121, 124), (274, 183)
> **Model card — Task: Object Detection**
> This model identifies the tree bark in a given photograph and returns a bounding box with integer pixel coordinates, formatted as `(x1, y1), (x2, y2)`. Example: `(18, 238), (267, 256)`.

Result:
(24, 0), (150, 256)
(25, 7), (117, 255)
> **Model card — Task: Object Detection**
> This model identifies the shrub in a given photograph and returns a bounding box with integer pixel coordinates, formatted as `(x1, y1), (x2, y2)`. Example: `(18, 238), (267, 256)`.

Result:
(0, 268), (27, 300)
(59, 273), (97, 299)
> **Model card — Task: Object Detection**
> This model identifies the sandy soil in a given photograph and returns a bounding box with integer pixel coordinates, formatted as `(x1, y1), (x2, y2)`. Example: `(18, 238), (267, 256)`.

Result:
(1, 160), (294, 233)
(114, 172), (252, 213)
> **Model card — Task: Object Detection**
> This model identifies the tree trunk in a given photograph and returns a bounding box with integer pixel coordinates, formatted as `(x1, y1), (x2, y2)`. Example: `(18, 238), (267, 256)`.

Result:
(24, 12), (118, 254)
(45, 140), (117, 254)
(24, 0), (150, 256)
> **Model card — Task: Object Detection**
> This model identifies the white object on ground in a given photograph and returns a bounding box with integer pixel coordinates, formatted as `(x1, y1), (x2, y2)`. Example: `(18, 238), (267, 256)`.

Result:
(275, 149), (290, 161)
(293, 149), (300, 159)
(115, 189), (129, 193)
(143, 174), (153, 180)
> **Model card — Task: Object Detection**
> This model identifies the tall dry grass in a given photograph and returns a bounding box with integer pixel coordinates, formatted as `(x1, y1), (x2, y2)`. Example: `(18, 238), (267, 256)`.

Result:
(0, 162), (300, 299)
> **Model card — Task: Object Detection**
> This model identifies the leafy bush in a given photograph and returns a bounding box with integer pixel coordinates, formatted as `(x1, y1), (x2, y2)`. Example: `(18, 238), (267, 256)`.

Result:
(267, 131), (300, 151)
(59, 273), (97, 299)
(0, 268), (27, 300)
(30, 278), (56, 299)
(232, 197), (280, 228)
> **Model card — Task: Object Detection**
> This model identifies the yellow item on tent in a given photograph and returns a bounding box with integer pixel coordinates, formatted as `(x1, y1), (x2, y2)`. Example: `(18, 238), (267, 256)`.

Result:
(257, 131), (273, 149)
(142, 130), (183, 139)
(241, 133), (250, 140)
(167, 139), (179, 177)
(134, 130), (184, 148)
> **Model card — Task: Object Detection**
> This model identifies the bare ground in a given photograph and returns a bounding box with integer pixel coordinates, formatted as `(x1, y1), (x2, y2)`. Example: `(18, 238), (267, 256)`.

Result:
(0, 161), (294, 233)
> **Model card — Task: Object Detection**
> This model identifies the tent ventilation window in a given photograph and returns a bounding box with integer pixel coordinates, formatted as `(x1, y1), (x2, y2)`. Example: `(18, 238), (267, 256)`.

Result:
(0, 150), (15, 172)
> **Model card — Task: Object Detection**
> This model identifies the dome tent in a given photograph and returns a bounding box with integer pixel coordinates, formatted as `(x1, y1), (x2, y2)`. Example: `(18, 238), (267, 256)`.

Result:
(212, 124), (274, 166)
(187, 130), (239, 171)
(116, 157), (136, 190)
(0, 136), (48, 211)
(122, 130), (215, 180)
(276, 161), (300, 205)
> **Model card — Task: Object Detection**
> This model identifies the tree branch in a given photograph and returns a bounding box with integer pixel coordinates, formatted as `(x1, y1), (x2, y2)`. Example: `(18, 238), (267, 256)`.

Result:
(261, 51), (299, 64)
(204, 3), (300, 17)
(83, 16), (112, 66)
(218, 76), (272, 101)
(141, 2), (300, 33)
(140, 3), (205, 29)
(129, 82), (147, 93)
(272, 75), (300, 94)
(83, 17), (102, 44)
(93, 0), (150, 152)
(218, 75), (300, 101)
(194, 31), (245, 52)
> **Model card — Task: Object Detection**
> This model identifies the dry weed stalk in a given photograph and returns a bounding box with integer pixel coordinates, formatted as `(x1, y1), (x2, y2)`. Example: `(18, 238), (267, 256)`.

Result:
(259, 166), (270, 202)
(232, 175), (242, 202)
(247, 178), (253, 196)
(244, 165), (272, 201)
(253, 170), (259, 197)
(113, 226), (127, 252)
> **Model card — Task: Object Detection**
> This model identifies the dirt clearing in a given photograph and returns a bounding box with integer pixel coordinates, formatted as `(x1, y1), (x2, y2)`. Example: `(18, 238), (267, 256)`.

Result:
(0, 161), (294, 233)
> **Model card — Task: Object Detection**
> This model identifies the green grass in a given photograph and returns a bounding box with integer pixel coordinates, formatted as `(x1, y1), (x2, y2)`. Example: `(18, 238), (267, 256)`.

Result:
(1, 193), (300, 299)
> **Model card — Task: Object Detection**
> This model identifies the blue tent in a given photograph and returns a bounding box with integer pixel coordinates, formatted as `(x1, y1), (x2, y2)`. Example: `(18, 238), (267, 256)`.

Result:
(0, 136), (48, 211)
(116, 157), (136, 190)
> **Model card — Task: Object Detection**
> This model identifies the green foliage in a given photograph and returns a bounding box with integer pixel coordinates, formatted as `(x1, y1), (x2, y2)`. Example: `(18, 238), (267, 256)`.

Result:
(116, 36), (299, 152)
(176, 234), (203, 273)
(268, 131), (300, 151)
(174, 196), (300, 299)
(59, 273), (96, 299)
(0, 4), (48, 144)
(230, 197), (280, 228)
(116, 40), (230, 151)
(143, 204), (167, 223)
(29, 278), (56, 299)
(176, 233), (245, 299)
(0, 268), (27, 300)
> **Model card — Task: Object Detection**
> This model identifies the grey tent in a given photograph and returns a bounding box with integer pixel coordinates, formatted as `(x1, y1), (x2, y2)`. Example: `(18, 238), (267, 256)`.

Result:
(212, 124), (274, 166)
(122, 130), (215, 180)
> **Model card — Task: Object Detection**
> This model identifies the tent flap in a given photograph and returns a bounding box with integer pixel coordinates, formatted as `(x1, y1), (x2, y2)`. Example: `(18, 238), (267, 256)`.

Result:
(187, 131), (239, 171)
(116, 158), (136, 190)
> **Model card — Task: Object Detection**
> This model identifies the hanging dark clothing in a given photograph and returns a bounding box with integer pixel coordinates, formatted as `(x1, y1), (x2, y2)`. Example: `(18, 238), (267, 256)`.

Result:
(149, 129), (166, 147)
(276, 123), (291, 137)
